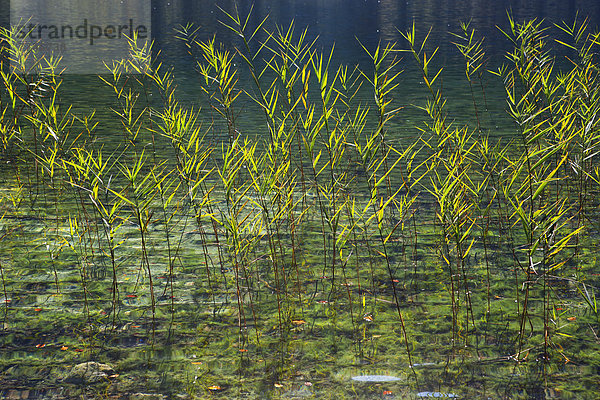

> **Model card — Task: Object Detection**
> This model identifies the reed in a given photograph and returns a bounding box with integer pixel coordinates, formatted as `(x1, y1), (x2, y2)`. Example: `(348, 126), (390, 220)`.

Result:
(1, 10), (600, 398)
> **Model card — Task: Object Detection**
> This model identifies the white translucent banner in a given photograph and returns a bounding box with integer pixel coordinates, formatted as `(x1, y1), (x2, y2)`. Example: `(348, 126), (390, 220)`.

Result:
(10, 0), (151, 74)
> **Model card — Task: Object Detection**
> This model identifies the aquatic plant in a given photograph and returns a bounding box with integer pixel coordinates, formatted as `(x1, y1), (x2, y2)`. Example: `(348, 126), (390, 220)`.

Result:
(1, 8), (600, 399)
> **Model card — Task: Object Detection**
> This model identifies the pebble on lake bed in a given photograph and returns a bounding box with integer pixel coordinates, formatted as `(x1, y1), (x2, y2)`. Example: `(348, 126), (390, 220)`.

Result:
(416, 392), (458, 398)
(65, 361), (115, 384)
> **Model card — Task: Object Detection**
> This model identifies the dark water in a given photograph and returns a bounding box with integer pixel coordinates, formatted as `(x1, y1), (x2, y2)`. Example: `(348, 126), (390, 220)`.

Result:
(2, 1), (600, 399)
(4, 0), (600, 69)
(151, 0), (600, 61)
(143, 0), (600, 155)
(5, 0), (598, 139)
(33, 0), (600, 143)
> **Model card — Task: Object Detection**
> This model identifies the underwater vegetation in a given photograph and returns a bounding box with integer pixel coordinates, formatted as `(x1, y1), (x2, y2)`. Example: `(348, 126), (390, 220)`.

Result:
(1, 7), (600, 399)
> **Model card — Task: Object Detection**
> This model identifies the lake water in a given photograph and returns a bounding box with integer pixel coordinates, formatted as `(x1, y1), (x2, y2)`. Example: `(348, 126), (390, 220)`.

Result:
(1, 1), (600, 399)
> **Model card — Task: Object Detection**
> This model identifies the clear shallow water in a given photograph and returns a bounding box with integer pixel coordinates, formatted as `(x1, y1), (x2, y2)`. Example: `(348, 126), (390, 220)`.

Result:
(1, 1), (600, 399)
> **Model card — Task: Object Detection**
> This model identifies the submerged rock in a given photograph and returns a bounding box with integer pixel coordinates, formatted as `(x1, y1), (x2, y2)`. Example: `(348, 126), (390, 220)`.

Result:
(281, 386), (313, 398)
(351, 375), (401, 382)
(412, 362), (438, 367)
(130, 394), (166, 400)
(65, 361), (115, 384)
